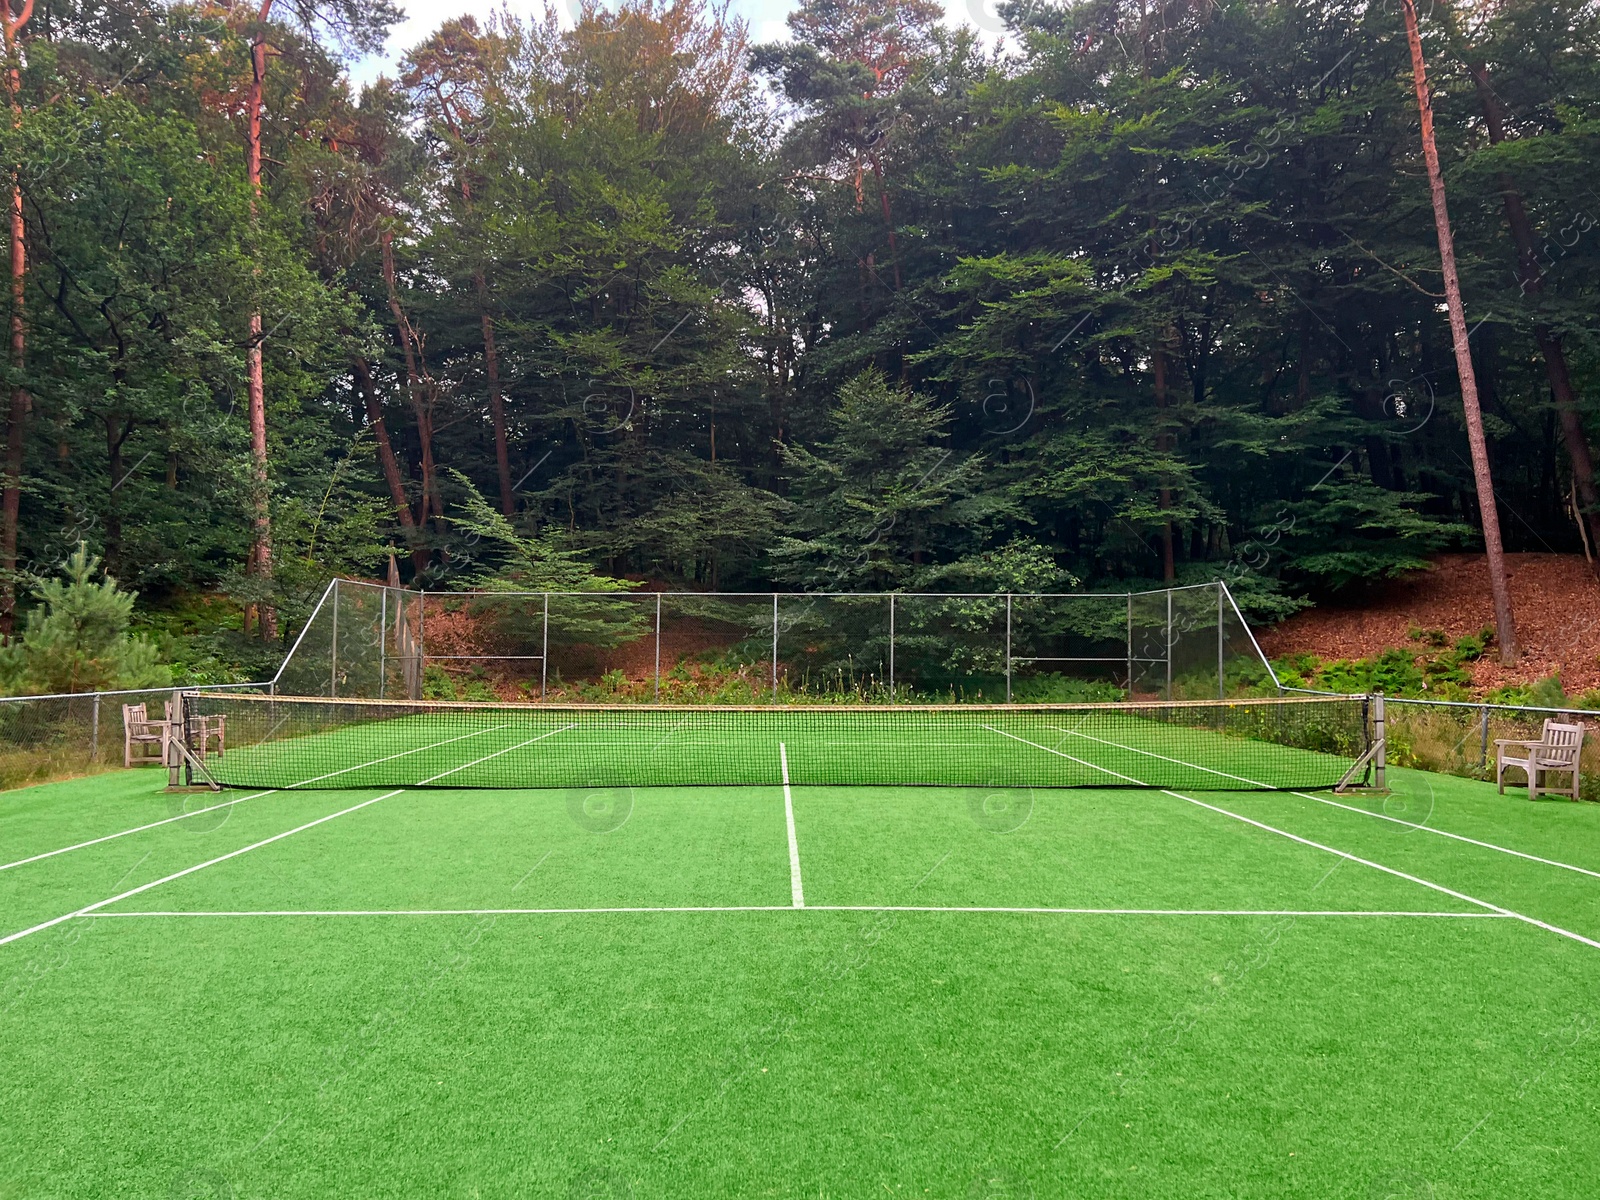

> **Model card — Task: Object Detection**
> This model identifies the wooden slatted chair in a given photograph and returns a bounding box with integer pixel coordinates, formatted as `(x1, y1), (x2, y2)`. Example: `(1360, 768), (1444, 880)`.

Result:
(122, 703), (170, 767)
(1496, 719), (1585, 801)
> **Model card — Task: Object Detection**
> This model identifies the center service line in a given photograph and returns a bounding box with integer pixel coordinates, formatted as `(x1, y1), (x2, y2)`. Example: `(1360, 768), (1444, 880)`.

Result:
(780, 742), (804, 908)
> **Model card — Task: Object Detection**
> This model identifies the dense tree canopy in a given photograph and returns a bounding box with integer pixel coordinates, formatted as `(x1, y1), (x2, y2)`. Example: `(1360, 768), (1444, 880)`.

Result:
(1, 0), (1597, 674)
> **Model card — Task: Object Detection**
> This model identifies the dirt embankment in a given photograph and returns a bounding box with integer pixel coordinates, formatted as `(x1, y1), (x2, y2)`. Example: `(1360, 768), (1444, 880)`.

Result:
(1256, 553), (1600, 693)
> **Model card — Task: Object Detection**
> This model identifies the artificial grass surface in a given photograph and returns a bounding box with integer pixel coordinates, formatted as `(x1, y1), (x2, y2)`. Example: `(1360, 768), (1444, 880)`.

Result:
(3, 762), (1599, 1197)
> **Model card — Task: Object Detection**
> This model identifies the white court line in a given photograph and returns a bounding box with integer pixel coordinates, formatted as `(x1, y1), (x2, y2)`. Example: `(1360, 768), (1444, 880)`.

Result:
(988, 728), (1600, 952)
(1292, 792), (1600, 883)
(0, 789), (278, 873)
(0, 721), (528, 874)
(1047, 722), (1600, 885)
(414, 723), (578, 784)
(1164, 791), (1600, 952)
(87, 905), (1508, 919)
(1047, 722), (1266, 788)
(780, 742), (804, 908)
(287, 722), (517, 786)
(0, 790), (405, 948)
(983, 725), (1144, 785)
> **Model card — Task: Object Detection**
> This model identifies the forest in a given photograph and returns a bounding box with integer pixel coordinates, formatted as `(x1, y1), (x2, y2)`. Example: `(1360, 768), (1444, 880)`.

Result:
(0, 0), (1596, 685)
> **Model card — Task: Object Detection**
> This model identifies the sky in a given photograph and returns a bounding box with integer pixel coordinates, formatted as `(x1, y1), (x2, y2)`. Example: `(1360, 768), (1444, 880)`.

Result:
(348, 0), (1009, 84)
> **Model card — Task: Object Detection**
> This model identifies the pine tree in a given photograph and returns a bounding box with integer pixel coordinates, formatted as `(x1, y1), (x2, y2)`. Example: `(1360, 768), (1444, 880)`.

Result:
(0, 544), (170, 695)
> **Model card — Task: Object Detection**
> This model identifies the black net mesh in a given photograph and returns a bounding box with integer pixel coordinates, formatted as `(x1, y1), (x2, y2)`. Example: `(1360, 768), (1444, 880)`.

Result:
(183, 692), (1371, 792)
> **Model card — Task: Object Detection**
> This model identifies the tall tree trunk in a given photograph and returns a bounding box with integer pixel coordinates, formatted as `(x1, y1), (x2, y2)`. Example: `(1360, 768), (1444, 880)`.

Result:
(1401, 0), (1517, 662)
(244, 16), (276, 641)
(0, 0), (33, 635)
(381, 231), (442, 533)
(353, 357), (427, 575)
(1458, 57), (1600, 563)
(869, 153), (902, 291)
(476, 272), (513, 516)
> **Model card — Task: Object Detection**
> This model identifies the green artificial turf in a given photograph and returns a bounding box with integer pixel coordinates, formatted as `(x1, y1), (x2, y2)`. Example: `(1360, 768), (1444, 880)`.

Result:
(3, 762), (1599, 1197)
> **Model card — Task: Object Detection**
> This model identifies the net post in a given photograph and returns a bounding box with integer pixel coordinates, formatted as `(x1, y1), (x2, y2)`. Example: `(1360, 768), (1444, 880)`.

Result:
(888, 593), (896, 701)
(1374, 693), (1387, 789)
(379, 586), (388, 700)
(771, 593), (779, 700)
(541, 593), (549, 699)
(1165, 588), (1173, 701)
(330, 578), (339, 698)
(1217, 582), (1225, 700)
(1004, 593), (1013, 703)
(654, 592), (662, 703)
(167, 688), (183, 788)
(1125, 593), (1133, 693)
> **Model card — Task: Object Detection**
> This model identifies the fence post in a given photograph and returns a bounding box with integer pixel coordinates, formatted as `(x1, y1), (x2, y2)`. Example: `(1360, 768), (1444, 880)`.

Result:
(1479, 704), (1490, 769)
(654, 593), (663, 703)
(91, 692), (100, 764)
(417, 587), (426, 685)
(888, 593), (896, 701)
(379, 587), (388, 700)
(541, 593), (549, 699)
(330, 579), (339, 698)
(1165, 588), (1174, 701)
(771, 593), (779, 700)
(1217, 583), (1226, 700)
(1005, 593), (1013, 703)
(1125, 593), (1133, 693)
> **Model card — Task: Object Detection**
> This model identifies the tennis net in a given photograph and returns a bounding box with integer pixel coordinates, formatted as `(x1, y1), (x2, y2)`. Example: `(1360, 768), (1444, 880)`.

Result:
(180, 692), (1373, 791)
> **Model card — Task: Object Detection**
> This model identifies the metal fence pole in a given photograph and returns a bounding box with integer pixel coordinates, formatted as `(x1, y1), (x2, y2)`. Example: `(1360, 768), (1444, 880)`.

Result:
(771, 593), (780, 700)
(1005, 593), (1013, 703)
(379, 587), (388, 700)
(417, 587), (426, 686)
(1217, 583), (1226, 700)
(541, 593), (549, 699)
(654, 593), (663, 703)
(1479, 704), (1490, 769)
(91, 692), (100, 763)
(888, 593), (896, 700)
(330, 579), (339, 698)
(1126, 593), (1133, 693)
(1165, 588), (1173, 701)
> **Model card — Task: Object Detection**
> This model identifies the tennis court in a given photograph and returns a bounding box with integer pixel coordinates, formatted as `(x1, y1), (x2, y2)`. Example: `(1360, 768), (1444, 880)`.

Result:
(3, 709), (1599, 1197)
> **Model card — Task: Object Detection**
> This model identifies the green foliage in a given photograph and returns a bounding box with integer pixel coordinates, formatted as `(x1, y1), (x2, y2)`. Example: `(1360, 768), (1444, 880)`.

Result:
(0, 546), (171, 695)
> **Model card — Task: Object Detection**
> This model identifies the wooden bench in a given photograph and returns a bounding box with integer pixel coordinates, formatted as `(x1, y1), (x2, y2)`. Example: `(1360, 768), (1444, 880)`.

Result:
(122, 701), (226, 767)
(1496, 719), (1585, 801)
